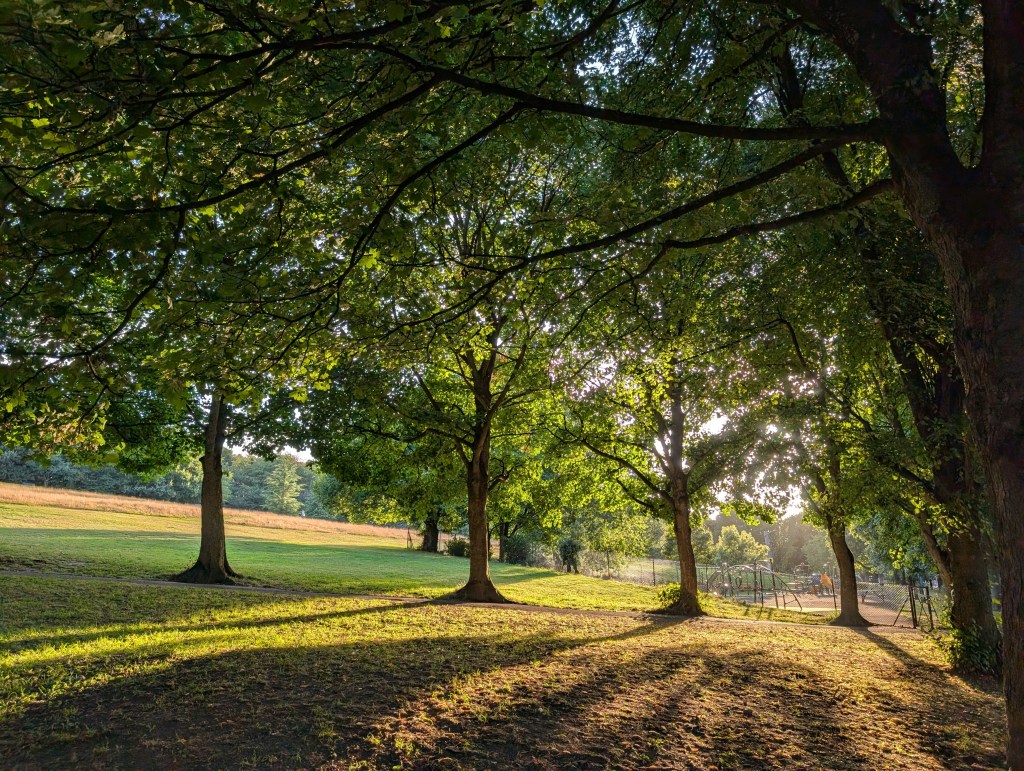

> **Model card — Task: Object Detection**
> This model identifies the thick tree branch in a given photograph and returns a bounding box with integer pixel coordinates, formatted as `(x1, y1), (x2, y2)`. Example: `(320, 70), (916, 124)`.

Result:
(365, 44), (880, 143)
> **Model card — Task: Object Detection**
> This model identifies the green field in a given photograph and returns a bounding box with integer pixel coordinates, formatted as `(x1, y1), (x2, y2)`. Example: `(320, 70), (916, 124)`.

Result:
(0, 498), (813, 620)
(0, 497), (1009, 768)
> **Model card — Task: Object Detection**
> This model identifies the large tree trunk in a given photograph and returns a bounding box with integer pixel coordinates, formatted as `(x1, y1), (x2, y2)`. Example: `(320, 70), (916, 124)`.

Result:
(942, 211), (1024, 764)
(986, 451), (1024, 769)
(668, 493), (703, 616)
(946, 525), (1002, 673)
(949, 228), (1024, 765)
(173, 393), (238, 584)
(825, 514), (867, 627)
(452, 430), (506, 603)
(421, 510), (440, 553)
(664, 377), (702, 615)
(791, 4), (1024, 757)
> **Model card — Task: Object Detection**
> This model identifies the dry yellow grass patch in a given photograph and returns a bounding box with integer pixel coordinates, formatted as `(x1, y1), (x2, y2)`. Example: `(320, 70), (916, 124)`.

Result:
(0, 481), (412, 541)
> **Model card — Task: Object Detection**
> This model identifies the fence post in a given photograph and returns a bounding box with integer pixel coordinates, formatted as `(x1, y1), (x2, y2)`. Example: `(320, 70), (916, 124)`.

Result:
(908, 576), (919, 628)
(652, 558), (656, 586)
(925, 584), (933, 631)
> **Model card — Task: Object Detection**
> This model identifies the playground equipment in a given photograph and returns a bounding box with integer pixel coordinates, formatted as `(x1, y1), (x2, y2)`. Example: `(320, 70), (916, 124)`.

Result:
(705, 563), (804, 611)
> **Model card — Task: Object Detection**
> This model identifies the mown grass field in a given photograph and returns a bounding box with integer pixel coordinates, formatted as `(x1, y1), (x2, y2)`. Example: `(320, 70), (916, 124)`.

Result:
(0, 575), (1006, 769)
(0, 486), (1008, 768)
(0, 484), (813, 619)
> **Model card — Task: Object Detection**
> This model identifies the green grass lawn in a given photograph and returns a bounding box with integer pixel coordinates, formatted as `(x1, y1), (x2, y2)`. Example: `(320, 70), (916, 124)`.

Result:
(0, 500), (816, 621)
(0, 575), (1005, 769)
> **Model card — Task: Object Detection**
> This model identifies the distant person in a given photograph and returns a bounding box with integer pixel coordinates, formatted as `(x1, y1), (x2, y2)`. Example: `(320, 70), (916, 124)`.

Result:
(810, 572), (821, 596)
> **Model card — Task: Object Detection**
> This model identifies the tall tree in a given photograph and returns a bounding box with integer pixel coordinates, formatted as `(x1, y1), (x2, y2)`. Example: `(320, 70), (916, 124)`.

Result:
(770, 45), (999, 671)
(263, 456), (304, 516)
(778, 319), (869, 626)
(563, 259), (778, 616)
(5, 4), (1024, 757)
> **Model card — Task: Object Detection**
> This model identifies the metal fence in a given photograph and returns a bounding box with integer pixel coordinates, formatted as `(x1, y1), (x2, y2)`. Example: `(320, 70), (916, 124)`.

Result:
(559, 553), (951, 629)
(856, 582), (946, 630)
(708, 568), (950, 629)
(707, 565), (949, 629)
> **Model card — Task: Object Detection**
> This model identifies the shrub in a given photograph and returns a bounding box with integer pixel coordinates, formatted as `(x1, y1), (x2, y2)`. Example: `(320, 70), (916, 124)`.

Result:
(502, 532), (537, 566)
(446, 536), (470, 558)
(657, 583), (714, 612)
(657, 582), (681, 608)
(933, 604), (1002, 676)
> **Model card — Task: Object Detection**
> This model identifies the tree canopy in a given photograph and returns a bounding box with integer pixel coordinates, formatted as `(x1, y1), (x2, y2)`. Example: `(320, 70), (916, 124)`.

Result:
(2, 1), (1022, 762)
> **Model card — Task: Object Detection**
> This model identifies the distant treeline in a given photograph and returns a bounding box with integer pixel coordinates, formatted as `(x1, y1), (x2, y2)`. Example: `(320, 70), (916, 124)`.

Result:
(0, 448), (340, 519)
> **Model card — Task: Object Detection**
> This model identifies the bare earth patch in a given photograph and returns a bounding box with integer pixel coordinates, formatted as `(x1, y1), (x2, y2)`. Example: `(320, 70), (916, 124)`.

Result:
(0, 576), (1004, 769)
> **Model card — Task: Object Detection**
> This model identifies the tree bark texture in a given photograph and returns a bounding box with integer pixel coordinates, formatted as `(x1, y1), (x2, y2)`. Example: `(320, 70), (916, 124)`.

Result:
(664, 378), (703, 615)
(669, 494), (703, 616)
(786, 3), (1024, 759)
(452, 422), (506, 603)
(421, 510), (440, 553)
(826, 513), (868, 627)
(947, 526), (1002, 672)
(173, 393), (238, 584)
(942, 195), (1024, 766)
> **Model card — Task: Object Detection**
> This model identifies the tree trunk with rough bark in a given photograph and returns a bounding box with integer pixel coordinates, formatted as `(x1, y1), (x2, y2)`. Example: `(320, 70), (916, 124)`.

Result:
(173, 393), (239, 584)
(452, 428), (506, 603)
(944, 209), (1024, 764)
(663, 377), (703, 615)
(825, 513), (867, 627)
(421, 510), (440, 553)
(947, 219), (1024, 760)
(668, 493), (702, 616)
(946, 525), (1001, 673)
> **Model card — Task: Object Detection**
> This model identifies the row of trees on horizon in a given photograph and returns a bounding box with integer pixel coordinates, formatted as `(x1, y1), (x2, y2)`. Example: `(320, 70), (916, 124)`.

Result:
(0, 443), (943, 588)
(0, 447), (320, 518)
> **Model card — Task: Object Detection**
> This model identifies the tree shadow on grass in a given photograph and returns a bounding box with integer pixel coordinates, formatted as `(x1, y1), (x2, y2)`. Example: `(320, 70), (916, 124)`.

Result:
(0, 605), (1007, 770)
(0, 604), (686, 769)
(358, 635), (1006, 770)
(358, 644), (865, 769)
(850, 627), (951, 673)
(850, 627), (1003, 701)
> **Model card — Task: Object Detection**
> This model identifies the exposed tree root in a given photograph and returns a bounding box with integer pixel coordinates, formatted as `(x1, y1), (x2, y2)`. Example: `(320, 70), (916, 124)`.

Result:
(171, 560), (238, 585)
(450, 579), (510, 604)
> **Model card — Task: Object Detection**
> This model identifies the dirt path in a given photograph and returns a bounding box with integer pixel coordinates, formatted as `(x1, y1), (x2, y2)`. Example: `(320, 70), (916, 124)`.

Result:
(0, 569), (921, 631)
